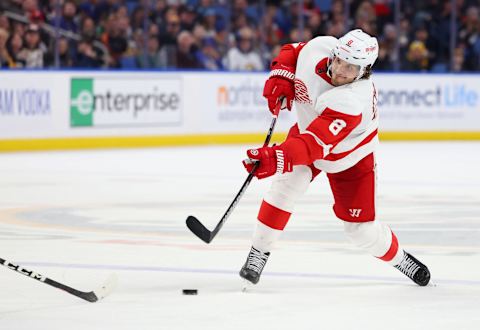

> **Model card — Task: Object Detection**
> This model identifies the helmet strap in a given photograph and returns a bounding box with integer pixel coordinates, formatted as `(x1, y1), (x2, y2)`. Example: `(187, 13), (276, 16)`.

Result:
(355, 66), (365, 81)
(326, 56), (333, 78)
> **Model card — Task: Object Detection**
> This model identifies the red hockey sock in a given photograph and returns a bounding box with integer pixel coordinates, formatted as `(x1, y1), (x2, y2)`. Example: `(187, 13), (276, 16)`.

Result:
(378, 230), (404, 265)
(257, 200), (292, 230)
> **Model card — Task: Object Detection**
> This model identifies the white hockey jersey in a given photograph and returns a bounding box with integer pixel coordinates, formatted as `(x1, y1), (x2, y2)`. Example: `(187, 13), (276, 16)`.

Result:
(291, 36), (378, 173)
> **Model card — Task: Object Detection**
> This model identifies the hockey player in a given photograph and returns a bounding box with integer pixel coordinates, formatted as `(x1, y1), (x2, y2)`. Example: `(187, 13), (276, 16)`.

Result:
(240, 29), (431, 287)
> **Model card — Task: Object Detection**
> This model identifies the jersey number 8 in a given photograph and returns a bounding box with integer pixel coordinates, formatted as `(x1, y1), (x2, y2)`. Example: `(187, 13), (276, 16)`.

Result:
(329, 119), (347, 136)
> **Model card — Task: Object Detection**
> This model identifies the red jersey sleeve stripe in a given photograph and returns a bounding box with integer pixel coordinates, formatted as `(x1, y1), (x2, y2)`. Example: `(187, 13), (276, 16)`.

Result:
(324, 129), (378, 161)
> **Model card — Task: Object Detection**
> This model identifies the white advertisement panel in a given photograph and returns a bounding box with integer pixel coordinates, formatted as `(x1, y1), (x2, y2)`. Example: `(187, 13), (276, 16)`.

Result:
(0, 72), (190, 139)
(190, 72), (296, 134)
(374, 74), (480, 131)
(70, 76), (183, 128)
(1, 71), (479, 143)
(0, 72), (59, 139)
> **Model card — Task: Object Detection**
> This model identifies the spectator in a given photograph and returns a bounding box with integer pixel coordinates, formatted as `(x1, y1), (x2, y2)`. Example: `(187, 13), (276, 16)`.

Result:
(80, 16), (97, 41)
(308, 11), (327, 37)
(327, 20), (347, 38)
(196, 0), (214, 17)
(404, 41), (429, 71)
(11, 21), (26, 38)
(201, 8), (217, 37)
(130, 6), (145, 31)
(376, 23), (398, 71)
(6, 32), (25, 67)
(328, 0), (346, 31)
(126, 28), (145, 59)
(75, 38), (103, 68)
(29, 9), (45, 25)
(288, 27), (313, 43)
(78, 0), (101, 22)
(100, 13), (128, 67)
(44, 37), (74, 68)
(354, 1), (377, 36)
(136, 35), (168, 69)
(0, 14), (11, 32)
(223, 27), (264, 71)
(262, 6), (284, 49)
(212, 21), (230, 59)
(148, 24), (160, 38)
(175, 30), (203, 69)
(458, 6), (480, 71)
(77, 0), (114, 22)
(414, 26), (437, 68)
(58, 1), (78, 33)
(0, 28), (14, 68)
(22, 0), (40, 16)
(451, 46), (466, 72)
(179, 5), (198, 31)
(17, 24), (46, 68)
(232, 13), (250, 32)
(398, 17), (411, 55)
(159, 11), (182, 46)
(198, 37), (223, 70)
(373, 0), (393, 30)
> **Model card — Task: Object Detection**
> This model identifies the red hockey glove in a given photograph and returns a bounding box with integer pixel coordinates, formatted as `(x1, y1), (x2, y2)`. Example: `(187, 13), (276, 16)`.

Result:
(242, 146), (293, 179)
(263, 64), (295, 115)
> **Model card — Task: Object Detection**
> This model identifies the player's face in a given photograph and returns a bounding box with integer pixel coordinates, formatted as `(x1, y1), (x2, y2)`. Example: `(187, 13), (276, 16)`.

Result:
(330, 57), (360, 86)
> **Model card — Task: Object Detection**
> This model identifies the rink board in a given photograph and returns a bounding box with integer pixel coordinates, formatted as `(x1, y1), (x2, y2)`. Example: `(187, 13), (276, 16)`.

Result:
(0, 71), (479, 151)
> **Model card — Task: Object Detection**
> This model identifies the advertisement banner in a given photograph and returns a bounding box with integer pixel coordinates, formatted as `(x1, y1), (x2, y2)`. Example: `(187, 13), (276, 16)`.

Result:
(1, 71), (479, 149)
(70, 76), (182, 128)
(374, 74), (480, 130)
(193, 73), (296, 133)
(0, 72), (59, 139)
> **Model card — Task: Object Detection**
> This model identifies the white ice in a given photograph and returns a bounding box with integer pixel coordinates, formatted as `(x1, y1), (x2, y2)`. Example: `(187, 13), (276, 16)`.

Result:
(0, 142), (479, 330)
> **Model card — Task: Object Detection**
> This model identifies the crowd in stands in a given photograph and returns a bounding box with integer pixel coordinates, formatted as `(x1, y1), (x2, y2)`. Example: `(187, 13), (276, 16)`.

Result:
(0, 0), (479, 72)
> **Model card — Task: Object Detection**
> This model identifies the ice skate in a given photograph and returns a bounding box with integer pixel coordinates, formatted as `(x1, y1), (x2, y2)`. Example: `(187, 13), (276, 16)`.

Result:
(239, 246), (270, 285)
(395, 251), (431, 286)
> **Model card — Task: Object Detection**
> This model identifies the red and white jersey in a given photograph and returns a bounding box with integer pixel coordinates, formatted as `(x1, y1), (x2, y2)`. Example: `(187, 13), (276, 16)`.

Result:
(292, 36), (378, 173)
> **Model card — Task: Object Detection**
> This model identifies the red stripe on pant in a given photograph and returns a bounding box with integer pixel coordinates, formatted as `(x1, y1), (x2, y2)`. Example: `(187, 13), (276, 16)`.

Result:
(378, 231), (399, 261)
(258, 200), (291, 230)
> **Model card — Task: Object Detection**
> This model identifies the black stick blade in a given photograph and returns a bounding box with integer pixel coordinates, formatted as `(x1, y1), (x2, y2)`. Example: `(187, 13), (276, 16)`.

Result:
(186, 216), (213, 244)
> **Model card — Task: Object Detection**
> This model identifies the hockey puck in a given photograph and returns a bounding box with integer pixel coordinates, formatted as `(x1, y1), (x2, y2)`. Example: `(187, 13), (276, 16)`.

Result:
(182, 289), (198, 295)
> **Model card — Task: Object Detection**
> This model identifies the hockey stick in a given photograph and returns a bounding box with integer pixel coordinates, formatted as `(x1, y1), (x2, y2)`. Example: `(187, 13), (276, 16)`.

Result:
(186, 102), (281, 243)
(0, 257), (117, 302)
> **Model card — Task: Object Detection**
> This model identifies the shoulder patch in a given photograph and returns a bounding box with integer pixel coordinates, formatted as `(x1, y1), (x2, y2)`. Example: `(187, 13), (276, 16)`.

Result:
(294, 79), (313, 105)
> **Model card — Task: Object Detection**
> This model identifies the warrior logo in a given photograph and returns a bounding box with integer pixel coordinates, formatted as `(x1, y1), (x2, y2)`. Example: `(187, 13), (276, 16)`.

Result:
(349, 209), (362, 217)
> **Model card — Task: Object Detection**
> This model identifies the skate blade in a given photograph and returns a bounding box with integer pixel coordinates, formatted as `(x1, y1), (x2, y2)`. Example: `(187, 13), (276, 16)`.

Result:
(241, 279), (254, 293)
(427, 280), (438, 287)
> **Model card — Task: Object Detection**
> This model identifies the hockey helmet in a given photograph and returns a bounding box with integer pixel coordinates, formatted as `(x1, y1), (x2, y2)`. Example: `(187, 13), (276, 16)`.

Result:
(332, 29), (378, 79)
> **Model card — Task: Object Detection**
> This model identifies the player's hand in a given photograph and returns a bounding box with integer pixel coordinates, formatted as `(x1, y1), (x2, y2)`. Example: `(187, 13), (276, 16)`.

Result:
(263, 64), (295, 114)
(242, 146), (293, 179)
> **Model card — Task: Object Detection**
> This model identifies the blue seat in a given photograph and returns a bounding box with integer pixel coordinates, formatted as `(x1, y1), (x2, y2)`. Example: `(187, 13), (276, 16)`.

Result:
(431, 62), (448, 73)
(315, 0), (332, 11)
(120, 56), (137, 69)
(126, 1), (138, 15)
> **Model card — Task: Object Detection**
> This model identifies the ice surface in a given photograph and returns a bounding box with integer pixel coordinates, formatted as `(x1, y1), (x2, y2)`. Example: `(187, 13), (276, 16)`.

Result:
(0, 142), (479, 330)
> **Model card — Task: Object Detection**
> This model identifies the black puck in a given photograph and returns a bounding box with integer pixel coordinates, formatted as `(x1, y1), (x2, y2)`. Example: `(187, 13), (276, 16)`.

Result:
(182, 289), (198, 295)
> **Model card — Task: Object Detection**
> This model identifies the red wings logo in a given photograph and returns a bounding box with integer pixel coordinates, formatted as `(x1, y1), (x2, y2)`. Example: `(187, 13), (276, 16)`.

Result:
(294, 79), (312, 105)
